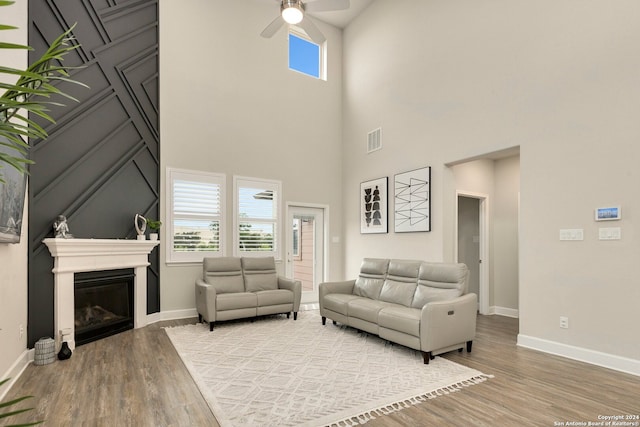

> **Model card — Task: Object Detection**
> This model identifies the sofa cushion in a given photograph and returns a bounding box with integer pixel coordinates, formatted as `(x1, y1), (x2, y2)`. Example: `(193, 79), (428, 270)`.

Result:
(216, 292), (257, 311)
(255, 289), (293, 306)
(378, 260), (420, 306)
(411, 262), (469, 308)
(204, 257), (245, 294)
(324, 293), (360, 316)
(353, 258), (389, 299)
(347, 298), (392, 324)
(242, 257), (278, 292)
(378, 306), (421, 337)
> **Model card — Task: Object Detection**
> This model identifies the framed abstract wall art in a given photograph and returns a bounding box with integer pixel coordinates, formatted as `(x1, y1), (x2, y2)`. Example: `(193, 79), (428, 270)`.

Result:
(360, 177), (388, 234)
(394, 166), (431, 233)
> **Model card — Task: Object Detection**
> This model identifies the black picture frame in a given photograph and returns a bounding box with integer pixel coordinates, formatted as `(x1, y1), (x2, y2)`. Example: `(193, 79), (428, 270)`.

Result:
(394, 166), (431, 233)
(360, 176), (388, 234)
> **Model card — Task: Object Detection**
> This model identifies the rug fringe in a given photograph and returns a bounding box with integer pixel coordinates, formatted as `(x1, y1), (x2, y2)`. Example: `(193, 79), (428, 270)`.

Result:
(326, 374), (493, 427)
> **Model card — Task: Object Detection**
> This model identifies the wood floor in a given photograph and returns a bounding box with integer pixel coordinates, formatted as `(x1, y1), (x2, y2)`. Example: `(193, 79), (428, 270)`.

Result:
(4, 313), (639, 426)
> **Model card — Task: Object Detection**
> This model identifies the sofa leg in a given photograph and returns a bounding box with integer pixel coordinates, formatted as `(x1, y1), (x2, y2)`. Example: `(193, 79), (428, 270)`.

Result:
(322, 316), (326, 325)
(332, 320), (337, 325)
(293, 312), (298, 320)
(209, 322), (214, 332)
(422, 351), (431, 365)
(286, 312), (291, 319)
(198, 314), (202, 323)
(467, 340), (473, 353)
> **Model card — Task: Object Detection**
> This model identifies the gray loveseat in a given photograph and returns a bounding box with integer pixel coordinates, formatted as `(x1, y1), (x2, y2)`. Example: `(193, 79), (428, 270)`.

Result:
(319, 258), (477, 364)
(196, 256), (301, 331)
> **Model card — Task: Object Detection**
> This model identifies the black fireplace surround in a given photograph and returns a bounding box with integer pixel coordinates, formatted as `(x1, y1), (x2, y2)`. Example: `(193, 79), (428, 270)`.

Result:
(74, 269), (135, 346)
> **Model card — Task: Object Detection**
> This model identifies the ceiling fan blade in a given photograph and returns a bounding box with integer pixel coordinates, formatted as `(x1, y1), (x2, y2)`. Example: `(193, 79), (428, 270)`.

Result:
(305, 0), (350, 13)
(261, 15), (285, 38)
(298, 17), (326, 44)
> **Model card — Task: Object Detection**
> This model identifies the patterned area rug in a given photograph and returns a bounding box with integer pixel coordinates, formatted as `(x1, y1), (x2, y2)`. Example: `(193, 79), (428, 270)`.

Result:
(164, 311), (490, 427)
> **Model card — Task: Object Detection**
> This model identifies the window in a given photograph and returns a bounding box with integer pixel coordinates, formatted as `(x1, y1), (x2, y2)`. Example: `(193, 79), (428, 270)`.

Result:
(234, 176), (282, 258)
(289, 31), (323, 79)
(292, 218), (301, 258)
(166, 168), (225, 263)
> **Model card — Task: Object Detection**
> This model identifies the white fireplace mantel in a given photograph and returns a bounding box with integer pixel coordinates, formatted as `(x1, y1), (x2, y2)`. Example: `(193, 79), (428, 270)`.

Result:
(43, 238), (159, 350)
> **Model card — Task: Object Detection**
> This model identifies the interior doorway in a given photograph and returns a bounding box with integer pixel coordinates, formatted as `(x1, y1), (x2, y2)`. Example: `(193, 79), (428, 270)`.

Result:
(456, 192), (489, 314)
(285, 205), (325, 304)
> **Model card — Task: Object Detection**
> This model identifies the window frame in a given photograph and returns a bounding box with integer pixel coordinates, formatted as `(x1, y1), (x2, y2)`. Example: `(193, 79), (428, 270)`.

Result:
(288, 28), (326, 80)
(233, 176), (282, 260)
(166, 167), (226, 264)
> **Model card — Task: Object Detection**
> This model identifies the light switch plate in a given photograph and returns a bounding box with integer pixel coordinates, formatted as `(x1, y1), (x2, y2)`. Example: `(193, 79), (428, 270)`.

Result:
(599, 227), (621, 240)
(559, 229), (584, 241)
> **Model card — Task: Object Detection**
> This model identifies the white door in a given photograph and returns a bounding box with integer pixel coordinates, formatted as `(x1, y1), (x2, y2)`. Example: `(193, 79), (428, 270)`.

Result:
(286, 206), (325, 304)
(456, 192), (489, 314)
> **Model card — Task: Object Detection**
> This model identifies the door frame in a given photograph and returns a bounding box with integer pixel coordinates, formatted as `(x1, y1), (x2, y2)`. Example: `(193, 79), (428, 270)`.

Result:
(455, 191), (490, 315)
(285, 202), (329, 302)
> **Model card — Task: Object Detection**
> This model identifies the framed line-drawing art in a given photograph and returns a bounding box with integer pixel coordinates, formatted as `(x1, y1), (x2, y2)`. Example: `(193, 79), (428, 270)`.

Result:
(360, 177), (388, 234)
(394, 166), (431, 232)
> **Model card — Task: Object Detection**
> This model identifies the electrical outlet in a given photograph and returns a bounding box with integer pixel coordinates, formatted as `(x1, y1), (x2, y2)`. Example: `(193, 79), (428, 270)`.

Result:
(559, 316), (569, 329)
(19, 324), (24, 340)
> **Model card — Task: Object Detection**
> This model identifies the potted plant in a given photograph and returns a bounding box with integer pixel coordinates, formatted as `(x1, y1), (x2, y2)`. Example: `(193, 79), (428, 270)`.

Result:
(146, 218), (162, 241)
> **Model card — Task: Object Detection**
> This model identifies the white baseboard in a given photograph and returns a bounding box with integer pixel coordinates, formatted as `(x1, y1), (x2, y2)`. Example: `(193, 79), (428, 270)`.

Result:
(488, 306), (519, 318)
(0, 349), (33, 402)
(146, 308), (198, 325)
(517, 334), (640, 377)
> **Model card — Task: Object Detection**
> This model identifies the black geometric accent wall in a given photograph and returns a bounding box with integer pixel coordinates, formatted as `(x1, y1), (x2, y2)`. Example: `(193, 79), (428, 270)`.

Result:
(27, 0), (159, 347)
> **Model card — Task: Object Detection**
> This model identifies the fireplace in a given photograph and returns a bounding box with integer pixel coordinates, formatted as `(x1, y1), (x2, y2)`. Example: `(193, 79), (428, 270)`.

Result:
(43, 238), (159, 351)
(74, 269), (135, 346)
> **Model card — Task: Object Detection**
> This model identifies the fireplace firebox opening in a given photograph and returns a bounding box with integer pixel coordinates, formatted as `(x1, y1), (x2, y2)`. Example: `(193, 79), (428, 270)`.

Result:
(74, 268), (135, 346)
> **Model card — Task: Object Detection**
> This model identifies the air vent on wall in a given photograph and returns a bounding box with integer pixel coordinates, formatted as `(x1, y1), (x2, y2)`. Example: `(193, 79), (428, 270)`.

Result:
(367, 127), (382, 153)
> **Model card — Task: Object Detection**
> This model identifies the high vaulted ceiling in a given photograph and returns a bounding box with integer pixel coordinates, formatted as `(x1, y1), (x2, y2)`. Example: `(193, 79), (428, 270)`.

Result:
(307, 0), (374, 28)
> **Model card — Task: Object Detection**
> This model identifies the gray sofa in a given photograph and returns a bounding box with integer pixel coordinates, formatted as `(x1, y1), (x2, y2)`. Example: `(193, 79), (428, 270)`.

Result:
(319, 258), (477, 364)
(195, 256), (302, 331)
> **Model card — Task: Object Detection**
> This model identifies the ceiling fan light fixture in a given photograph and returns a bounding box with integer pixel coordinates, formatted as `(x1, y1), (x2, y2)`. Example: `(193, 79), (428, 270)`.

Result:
(281, 0), (304, 25)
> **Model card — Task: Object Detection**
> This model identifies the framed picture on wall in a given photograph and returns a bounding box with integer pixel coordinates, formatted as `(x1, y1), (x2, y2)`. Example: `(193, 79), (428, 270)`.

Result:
(394, 166), (431, 233)
(360, 177), (388, 234)
(0, 137), (28, 243)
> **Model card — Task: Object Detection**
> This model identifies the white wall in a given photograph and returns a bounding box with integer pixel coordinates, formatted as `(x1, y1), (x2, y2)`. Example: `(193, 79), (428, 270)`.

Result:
(159, 0), (344, 311)
(493, 156), (519, 312)
(343, 0), (640, 372)
(0, 0), (29, 395)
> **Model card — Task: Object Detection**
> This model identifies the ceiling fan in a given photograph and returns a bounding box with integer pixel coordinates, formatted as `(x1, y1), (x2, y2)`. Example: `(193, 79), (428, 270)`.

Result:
(260, 0), (350, 45)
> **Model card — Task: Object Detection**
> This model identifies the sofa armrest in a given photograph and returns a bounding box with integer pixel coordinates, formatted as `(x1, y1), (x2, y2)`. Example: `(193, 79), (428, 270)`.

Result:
(195, 278), (217, 323)
(278, 276), (302, 313)
(319, 280), (355, 311)
(419, 293), (477, 354)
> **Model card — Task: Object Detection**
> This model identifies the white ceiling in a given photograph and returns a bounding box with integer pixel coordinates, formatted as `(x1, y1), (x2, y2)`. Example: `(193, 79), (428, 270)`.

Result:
(307, 0), (375, 29)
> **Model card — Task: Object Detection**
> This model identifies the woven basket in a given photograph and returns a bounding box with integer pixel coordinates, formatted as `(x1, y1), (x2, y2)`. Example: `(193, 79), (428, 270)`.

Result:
(34, 337), (56, 365)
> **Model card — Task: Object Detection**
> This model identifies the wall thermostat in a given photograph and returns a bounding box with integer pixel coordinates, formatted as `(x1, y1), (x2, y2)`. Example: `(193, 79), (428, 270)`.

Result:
(595, 206), (621, 221)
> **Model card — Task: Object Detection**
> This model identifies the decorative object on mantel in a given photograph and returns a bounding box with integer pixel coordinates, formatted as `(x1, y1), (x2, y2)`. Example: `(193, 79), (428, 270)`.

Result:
(53, 215), (73, 238)
(57, 328), (72, 360)
(145, 218), (162, 241)
(134, 214), (147, 240)
(34, 337), (56, 366)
